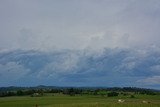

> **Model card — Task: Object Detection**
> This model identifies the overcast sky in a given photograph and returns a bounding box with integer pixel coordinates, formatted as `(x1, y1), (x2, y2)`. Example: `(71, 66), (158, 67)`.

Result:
(1, 0), (160, 88)
(1, 0), (160, 51)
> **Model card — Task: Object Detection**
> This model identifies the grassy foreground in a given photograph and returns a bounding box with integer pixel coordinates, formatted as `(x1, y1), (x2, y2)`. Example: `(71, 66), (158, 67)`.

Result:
(0, 94), (160, 107)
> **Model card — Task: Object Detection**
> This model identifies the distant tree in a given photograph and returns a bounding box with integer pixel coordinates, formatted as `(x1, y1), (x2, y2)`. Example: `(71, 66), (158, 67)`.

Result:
(37, 89), (44, 96)
(0, 92), (7, 97)
(68, 88), (75, 96)
(107, 91), (119, 97)
(98, 90), (107, 97)
(93, 90), (98, 95)
(25, 89), (35, 95)
(17, 90), (24, 96)
(50, 89), (61, 93)
(7, 91), (16, 96)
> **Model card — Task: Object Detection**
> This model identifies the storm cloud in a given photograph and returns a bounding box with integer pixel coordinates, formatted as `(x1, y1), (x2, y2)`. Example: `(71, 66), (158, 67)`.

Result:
(0, 0), (160, 89)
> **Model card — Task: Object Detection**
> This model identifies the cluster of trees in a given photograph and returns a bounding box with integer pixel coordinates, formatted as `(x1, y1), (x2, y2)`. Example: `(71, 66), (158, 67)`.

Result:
(0, 86), (159, 97)
(0, 89), (44, 97)
(0, 89), (120, 97)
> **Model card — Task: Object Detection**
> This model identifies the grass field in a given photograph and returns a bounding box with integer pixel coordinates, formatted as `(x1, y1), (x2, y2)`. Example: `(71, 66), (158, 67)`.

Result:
(0, 94), (160, 107)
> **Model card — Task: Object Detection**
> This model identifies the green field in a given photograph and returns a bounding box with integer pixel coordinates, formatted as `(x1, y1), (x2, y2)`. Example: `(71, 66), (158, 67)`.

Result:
(0, 94), (160, 107)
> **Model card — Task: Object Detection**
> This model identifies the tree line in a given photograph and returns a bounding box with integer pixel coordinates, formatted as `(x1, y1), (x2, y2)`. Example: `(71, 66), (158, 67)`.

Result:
(0, 87), (159, 97)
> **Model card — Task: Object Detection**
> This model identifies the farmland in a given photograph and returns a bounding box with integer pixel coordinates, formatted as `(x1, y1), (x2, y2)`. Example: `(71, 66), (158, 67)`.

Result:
(0, 94), (160, 107)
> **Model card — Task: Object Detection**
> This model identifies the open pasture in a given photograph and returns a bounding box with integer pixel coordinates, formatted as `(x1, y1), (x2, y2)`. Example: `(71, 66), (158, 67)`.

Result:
(0, 94), (160, 107)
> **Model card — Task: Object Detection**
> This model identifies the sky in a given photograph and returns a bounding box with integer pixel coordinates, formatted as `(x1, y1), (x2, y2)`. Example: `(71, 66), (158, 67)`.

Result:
(0, 0), (160, 89)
